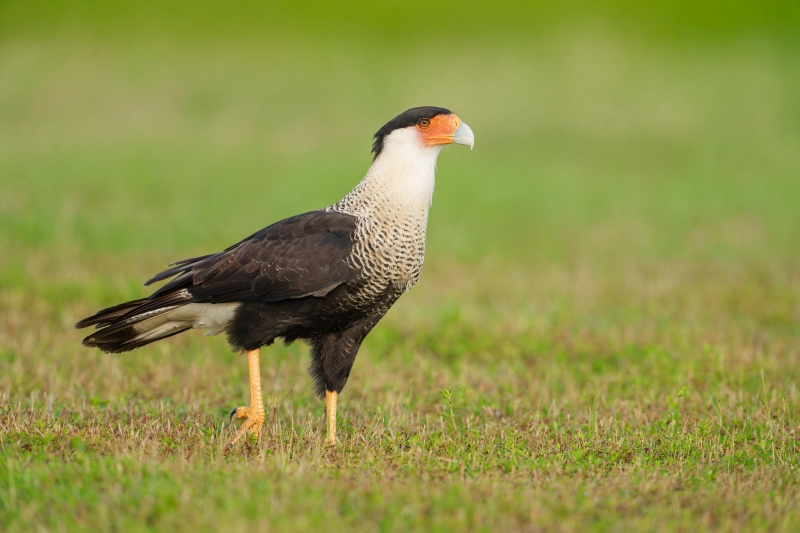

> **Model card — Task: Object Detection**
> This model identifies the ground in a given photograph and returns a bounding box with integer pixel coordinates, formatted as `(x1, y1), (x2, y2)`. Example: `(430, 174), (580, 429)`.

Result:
(1, 2), (799, 531)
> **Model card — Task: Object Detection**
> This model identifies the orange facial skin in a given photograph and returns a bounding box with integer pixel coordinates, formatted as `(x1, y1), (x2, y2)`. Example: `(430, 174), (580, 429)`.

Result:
(417, 114), (463, 146)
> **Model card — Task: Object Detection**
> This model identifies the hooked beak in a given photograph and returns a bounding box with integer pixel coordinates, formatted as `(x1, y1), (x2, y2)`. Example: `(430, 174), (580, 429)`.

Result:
(451, 121), (475, 149)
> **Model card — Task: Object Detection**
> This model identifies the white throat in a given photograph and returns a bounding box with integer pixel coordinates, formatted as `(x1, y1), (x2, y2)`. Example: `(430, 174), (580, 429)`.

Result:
(369, 128), (441, 207)
(334, 128), (442, 217)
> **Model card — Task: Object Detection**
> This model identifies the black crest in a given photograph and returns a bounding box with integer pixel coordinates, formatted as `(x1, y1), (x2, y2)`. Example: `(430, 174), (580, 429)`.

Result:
(371, 106), (452, 160)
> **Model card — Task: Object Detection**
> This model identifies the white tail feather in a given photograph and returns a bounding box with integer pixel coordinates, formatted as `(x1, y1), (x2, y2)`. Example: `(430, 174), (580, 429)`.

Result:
(130, 303), (239, 343)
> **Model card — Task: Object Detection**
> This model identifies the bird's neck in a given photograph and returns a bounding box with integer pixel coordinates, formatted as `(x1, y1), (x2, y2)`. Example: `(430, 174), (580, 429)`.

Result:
(333, 142), (441, 218)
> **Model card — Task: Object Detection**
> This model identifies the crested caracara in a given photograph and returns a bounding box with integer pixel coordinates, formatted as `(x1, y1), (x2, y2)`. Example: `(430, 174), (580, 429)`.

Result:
(76, 106), (474, 447)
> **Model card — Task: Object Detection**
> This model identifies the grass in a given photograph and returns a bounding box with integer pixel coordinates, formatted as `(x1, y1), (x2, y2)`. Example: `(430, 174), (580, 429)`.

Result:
(2, 3), (800, 531)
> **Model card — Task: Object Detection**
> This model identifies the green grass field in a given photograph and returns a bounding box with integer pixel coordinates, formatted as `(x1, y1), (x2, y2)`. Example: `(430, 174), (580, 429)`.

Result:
(2, 2), (800, 531)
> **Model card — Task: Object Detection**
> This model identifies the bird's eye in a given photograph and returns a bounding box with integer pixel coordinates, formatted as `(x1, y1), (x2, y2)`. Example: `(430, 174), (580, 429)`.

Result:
(417, 118), (431, 129)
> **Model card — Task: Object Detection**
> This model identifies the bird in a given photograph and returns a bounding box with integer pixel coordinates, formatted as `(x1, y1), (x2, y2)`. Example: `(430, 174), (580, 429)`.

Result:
(75, 106), (474, 448)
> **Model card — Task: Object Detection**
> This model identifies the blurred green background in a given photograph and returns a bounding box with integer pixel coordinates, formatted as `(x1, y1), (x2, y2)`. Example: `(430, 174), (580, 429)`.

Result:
(2, 0), (798, 268)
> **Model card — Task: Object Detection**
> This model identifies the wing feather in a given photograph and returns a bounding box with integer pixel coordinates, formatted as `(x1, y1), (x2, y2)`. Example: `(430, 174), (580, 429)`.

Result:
(145, 211), (358, 304)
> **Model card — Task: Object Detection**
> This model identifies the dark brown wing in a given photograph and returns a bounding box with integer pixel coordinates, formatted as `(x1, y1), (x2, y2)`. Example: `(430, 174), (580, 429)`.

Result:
(145, 210), (359, 304)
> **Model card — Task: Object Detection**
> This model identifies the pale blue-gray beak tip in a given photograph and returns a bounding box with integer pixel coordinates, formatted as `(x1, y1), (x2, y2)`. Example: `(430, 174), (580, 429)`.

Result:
(452, 121), (475, 150)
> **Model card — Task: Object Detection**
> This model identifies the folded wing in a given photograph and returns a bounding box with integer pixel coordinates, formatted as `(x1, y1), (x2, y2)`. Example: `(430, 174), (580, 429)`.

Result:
(147, 210), (360, 304)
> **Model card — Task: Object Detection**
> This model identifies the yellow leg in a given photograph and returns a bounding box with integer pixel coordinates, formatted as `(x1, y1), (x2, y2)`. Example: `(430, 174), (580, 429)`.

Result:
(325, 390), (337, 446)
(227, 348), (265, 448)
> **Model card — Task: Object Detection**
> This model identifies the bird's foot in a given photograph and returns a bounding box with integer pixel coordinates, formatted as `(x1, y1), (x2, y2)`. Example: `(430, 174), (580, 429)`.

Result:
(227, 406), (265, 449)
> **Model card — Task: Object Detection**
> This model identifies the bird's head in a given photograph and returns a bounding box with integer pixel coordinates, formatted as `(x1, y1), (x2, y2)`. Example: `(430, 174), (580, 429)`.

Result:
(371, 107), (475, 161)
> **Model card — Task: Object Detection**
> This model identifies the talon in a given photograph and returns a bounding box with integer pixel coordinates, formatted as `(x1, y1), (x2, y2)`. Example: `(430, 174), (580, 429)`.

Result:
(227, 412), (265, 448)
(230, 406), (250, 421)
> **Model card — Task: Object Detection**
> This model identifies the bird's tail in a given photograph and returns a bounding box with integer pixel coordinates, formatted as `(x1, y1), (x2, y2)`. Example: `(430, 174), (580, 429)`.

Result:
(75, 289), (203, 353)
